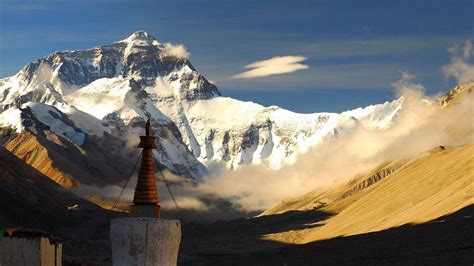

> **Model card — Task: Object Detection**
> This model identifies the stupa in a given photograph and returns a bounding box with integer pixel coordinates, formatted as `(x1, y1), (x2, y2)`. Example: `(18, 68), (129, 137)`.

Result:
(110, 119), (181, 266)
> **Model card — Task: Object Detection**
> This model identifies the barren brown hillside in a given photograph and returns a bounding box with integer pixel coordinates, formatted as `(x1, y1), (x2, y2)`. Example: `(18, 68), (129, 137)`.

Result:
(0, 124), (130, 190)
(262, 144), (474, 244)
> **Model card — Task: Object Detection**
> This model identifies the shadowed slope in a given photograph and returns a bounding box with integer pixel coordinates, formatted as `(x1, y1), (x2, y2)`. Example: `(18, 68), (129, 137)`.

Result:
(0, 146), (117, 234)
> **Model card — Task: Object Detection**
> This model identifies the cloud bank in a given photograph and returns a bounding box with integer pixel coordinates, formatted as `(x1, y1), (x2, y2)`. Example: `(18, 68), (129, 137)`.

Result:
(161, 42), (190, 59)
(232, 55), (308, 79)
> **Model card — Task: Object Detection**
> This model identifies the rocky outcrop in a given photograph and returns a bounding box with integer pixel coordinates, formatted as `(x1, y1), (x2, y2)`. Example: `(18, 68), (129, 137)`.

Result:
(439, 82), (474, 106)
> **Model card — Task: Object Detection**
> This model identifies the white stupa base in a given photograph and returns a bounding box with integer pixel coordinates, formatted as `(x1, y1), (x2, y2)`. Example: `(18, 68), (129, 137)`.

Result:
(110, 218), (181, 266)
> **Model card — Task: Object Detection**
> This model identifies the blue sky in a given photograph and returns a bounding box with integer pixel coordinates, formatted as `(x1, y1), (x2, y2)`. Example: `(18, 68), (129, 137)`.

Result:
(1, 0), (473, 112)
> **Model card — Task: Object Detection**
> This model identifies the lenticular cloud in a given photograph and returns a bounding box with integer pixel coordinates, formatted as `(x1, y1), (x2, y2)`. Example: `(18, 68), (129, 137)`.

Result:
(232, 55), (308, 79)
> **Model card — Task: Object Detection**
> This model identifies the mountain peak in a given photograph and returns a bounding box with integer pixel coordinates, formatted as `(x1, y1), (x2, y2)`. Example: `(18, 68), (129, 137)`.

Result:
(121, 30), (158, 46)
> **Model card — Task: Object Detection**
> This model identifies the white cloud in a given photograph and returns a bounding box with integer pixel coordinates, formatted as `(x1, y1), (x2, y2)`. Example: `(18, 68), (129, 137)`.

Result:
(232, 55), (308, 79)
(392, 71), (425, 96)
(161, 42), (190, 59)
(443, 39), (474, 84)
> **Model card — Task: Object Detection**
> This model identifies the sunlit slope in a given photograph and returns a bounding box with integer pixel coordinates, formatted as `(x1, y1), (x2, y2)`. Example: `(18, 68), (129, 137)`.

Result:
(263, 144), (474, 244)
(1, 128), (125, 189)
(4, 131), (77, 187)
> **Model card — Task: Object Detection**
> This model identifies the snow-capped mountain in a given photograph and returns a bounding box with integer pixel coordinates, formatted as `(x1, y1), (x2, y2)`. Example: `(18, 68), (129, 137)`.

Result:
(185, 96), (403, 169)
(0, 31), (403, 183)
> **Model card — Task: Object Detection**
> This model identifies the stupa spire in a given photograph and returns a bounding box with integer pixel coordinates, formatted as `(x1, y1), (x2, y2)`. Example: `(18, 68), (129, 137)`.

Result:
(131, 119), (160, 218)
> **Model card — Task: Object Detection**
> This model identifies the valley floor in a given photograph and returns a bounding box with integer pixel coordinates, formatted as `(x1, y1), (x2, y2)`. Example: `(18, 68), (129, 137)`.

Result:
(60, 204), (474, 265)
(179, 204), (474, 265)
